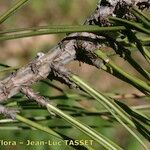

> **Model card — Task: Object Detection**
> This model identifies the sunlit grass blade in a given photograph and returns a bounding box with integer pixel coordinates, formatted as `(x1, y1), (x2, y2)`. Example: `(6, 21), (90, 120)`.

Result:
(70, 75), (134, 127)
(131, 9), (150, 28)
(16, 114), (94, 150)
(133, 105), (150, 115)
(0, 0), (30, 24)
(0, 25), (76, 34)
(141, 37), (150, 46)
(109, 17), (150, 34)
(109, 110), (149, 150)
(16, 114), (63, 140)
(2, 104), (149, 126)
(95, 50), (150, 95)
(0, 25), (126, 41)
(115, 101), (150, 140)
(70, 75), (149, 150)
(125, 30), (150, 64)
(116, 101), (150, 124)
(131, 7), (150, 26)
(124, 55), (150, 80)
(109, 39), (150, 80)
(47, 103), (123, 150)
(0, 25), (126, 34)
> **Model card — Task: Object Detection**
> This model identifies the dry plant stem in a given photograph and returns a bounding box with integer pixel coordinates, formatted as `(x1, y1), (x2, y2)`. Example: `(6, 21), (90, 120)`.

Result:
(0, 0), (149, 104)
(0, 0), (30, 24)
(20, 86), (50, 107)
(0, 105), (18, 119)
(21, 86), (123, 150)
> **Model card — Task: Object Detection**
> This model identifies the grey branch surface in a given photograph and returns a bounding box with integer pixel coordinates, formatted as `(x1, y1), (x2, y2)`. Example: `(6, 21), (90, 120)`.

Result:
(0, 0), (149, 111)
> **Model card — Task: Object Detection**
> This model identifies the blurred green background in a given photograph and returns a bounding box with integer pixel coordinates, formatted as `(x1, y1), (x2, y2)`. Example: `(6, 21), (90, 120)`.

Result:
(0, 0), (149, 150)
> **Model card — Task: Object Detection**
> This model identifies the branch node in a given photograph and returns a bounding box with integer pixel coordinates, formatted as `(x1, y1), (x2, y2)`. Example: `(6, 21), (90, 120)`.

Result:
(20, 86), (56, 116)
(0, 105), (19, 119)
(30, 63), (39, 74)
(49, 63), (79, 89)
(0, 82), (9, 98)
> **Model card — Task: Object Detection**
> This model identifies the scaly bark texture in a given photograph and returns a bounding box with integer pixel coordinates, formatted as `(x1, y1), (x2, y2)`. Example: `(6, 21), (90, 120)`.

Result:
(0, 0), (149, 118)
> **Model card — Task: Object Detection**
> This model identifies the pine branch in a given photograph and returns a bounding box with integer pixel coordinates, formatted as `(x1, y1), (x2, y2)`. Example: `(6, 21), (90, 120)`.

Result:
(0, 0), (149, 104)
(0, 105), (19, 119)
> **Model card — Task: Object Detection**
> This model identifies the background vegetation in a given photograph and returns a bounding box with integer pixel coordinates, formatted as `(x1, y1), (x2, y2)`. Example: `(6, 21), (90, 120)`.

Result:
(0, 0), (149, 150)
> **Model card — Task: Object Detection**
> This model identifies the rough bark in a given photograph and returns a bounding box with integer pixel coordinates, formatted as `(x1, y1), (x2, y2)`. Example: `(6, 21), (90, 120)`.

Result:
(0, 0), (149, 117)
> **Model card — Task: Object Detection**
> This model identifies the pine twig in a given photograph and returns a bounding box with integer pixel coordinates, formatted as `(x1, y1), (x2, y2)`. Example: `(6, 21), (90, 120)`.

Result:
(0, 0), (149, 107)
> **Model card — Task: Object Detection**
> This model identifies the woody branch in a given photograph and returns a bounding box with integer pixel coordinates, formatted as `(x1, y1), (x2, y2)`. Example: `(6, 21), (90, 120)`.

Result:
(0, 0), (149, 118)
